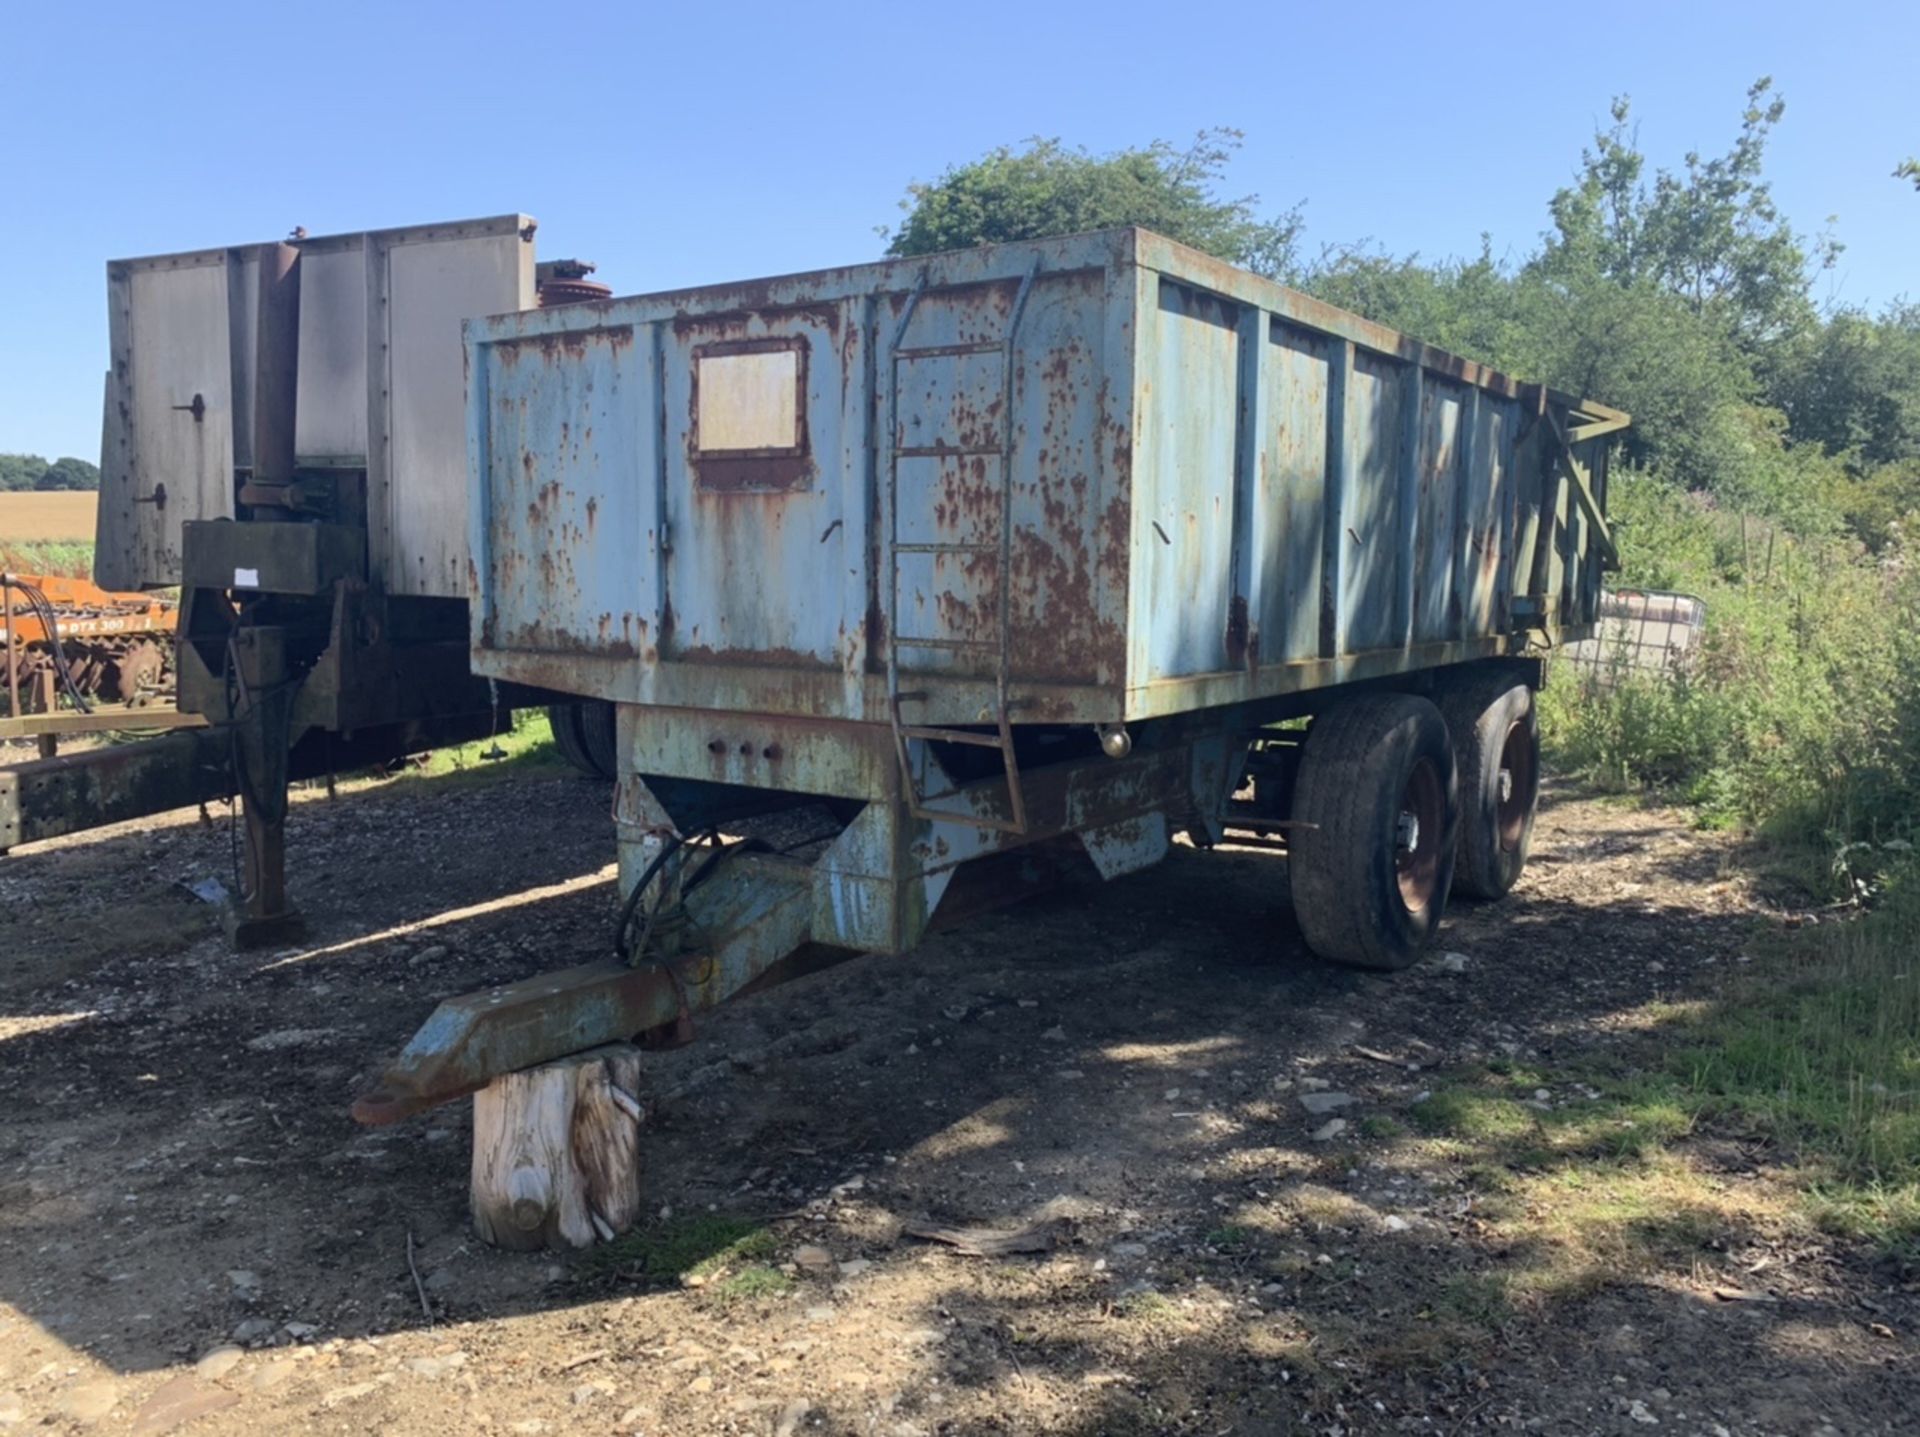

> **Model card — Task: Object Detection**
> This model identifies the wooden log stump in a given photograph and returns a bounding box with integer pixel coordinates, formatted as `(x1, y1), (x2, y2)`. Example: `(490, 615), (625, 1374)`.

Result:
(471, 1044), (644, 1251)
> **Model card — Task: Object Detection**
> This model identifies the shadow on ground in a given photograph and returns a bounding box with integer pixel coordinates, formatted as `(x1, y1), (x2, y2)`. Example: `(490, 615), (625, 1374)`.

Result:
(0, 777), (1911, 1433)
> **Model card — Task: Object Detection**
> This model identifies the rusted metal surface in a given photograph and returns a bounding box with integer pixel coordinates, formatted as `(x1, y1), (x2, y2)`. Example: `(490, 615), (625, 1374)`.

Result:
(3, 580), (16, 719)
(0, 725), (232, 851)
(354, 856), (815, 1124)
(536, 259), (612, 308)
(224, 623), (302, 947)
(362, 721), (1246, 1122)
(358, 230), (1624, 1115)
(468, 228), (1618, 732)
(251, 243), (302, 489)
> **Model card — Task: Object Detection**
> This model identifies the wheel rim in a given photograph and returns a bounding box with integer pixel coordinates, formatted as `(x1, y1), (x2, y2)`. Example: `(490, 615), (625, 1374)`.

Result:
(1495, 719), (1538, 852)
(1395, 757), (1444, 912)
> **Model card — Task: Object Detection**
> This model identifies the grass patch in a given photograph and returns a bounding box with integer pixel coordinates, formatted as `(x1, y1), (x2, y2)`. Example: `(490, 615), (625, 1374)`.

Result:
(1409, 1069), (1690, 1167)
(1659, 884), (1920, 1251)
(0, 538), (94, 577)
(705, 1264), (795, 1305)
(1385, 1075), (1738, 1293)
(1381, 890), (1920, 1267)
(403, 709), (569, 782)
(1203, 1225), (1252, 1252)
(1114, 1289), (1177, 1324)
(318, 709), (572, 796)
(1405, 1087), (1534, 1142)
(1500, 1158), (1756, 1303)
(1358, 1115), (1405, 1140)
(575, 1214), (779, 1286)
(1429, 1272), (1511, 1330)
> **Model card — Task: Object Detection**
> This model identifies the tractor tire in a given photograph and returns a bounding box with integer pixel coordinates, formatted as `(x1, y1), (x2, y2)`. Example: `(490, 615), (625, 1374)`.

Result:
(1289, 693), (1458, 971)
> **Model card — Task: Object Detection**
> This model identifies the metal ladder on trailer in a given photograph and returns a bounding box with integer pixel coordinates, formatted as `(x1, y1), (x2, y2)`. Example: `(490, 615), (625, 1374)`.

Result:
(882, 260), (1042, 834)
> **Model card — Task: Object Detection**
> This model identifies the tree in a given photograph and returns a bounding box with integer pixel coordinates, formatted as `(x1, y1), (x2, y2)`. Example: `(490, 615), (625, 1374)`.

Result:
(884, 130), (1303, 278)
(1302, 239), (1544, 374)
(882, 90), (1898, 542)
(1299, 238), (1756, 497)
(1535, 80), (1835, 359)
(0, 453), (47, 492)
(1899, 159), (1920, 192)
(1774, 303), (1920, 471)
(34, 457), (100, 491)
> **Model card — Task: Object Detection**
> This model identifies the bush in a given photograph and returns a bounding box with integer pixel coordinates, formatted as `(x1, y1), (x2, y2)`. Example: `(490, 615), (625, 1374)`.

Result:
(1543, 468), (1920, 875)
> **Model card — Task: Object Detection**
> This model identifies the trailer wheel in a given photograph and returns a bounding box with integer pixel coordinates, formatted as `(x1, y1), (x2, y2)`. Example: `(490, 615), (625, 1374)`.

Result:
(579, 700), (619, 779)
(1289, 694), (1458, 971)
(546, 704), (603, 779)
(1438, 675), (1539, 900)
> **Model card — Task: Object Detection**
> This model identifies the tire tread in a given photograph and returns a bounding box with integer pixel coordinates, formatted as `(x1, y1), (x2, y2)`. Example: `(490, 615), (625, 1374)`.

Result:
(1291, 693), (1455, 970)
(1437, 673), (1536, 900)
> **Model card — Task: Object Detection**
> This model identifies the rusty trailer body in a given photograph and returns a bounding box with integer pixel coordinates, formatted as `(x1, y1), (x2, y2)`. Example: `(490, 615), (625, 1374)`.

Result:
(466, 227), (1617, 731)
(357, 228), (1625, 1124)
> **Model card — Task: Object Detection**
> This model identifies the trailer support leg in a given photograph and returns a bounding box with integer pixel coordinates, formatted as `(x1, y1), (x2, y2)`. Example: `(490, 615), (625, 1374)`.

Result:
(227, 629), (305, 949)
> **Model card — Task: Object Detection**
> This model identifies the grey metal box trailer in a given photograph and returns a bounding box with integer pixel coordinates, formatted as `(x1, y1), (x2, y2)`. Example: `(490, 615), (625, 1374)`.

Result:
(354, 227), (1625, 1125)
(97, 214), (535, 597)
(14, 215), (598, 943)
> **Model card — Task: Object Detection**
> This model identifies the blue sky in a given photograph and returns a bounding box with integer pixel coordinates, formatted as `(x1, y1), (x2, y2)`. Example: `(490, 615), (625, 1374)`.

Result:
(2, 0), (1913, 461)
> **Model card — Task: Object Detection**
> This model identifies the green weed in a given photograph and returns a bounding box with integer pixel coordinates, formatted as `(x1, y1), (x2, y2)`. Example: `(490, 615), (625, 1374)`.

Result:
(575, 1214), (778, 1285)
(705, 1264), (795, 1305)
(0, 539), (94, 577)
(1115, 1289), (1177, 1324)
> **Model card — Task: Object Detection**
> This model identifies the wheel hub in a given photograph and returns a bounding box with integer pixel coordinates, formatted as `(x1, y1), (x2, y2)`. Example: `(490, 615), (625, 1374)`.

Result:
(1396, 811), (1421, 852)
(1395, 758), (1443, 912)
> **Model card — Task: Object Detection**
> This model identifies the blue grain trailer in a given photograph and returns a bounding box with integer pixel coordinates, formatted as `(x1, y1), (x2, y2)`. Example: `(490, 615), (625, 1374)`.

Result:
(356, 228), (1624, 1125)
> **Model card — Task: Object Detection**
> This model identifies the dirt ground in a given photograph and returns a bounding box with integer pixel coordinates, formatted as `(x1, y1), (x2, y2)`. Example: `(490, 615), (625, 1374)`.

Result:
(1, 763), (1914, 1435)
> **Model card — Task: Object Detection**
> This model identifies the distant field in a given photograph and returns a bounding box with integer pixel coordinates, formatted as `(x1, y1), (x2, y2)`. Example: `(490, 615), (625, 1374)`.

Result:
(0, 491), (97, 541)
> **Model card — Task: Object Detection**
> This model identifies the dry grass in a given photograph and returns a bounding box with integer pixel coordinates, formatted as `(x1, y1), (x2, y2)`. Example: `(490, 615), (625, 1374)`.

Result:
(0, 491), (97, 542)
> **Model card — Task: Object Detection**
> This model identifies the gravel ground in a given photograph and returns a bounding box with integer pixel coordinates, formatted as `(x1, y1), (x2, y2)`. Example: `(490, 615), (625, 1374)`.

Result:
(0, 767), (1913, 1435)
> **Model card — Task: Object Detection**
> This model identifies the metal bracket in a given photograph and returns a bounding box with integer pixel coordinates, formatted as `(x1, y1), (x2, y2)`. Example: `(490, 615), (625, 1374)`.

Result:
(888, 693), (1030, 835)
(1547, 409), (1619, 570)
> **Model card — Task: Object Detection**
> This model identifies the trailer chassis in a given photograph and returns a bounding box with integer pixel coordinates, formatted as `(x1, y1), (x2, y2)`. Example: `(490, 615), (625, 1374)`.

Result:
(352, 658), (1542, 1125)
